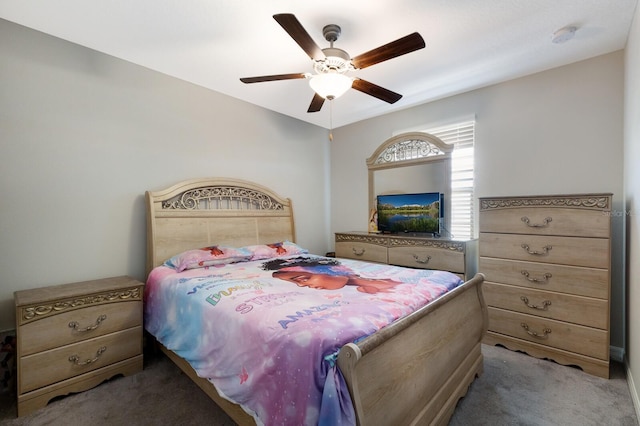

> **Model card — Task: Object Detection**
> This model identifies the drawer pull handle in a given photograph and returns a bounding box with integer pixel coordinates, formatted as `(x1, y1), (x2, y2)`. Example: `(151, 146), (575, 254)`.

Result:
(520, 323), (551, 339)
(69, 314), (107, 332)
(520, 296), (551, 310)
(521, 270), (552, 283)
(521, 216), (552, 228)
(411, 254), (432, 264)
(68, 346), (107, 366)
(521, 244), (552, 255)
(351, 247), (365, 256)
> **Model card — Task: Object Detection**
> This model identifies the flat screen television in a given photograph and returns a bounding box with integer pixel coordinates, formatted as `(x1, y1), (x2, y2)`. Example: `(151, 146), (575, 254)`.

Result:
(376, 192), (443, 236)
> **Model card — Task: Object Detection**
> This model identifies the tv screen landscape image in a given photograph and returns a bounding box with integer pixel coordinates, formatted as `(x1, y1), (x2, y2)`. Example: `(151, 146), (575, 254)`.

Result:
(376, 192), (442, 235)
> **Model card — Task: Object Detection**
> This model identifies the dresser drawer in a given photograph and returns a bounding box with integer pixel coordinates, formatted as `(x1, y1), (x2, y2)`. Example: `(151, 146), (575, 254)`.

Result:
(388, 246), (464, 273)
(479, 233), (609, 268)
(20, 326), (142, 393)
(483, 282), (608, 329)
(18, 301), (142, 356)
(479, 257), (609, 299)
(488, 307), (608, 360)
(336, 241), (388, 263)
(479, 204), (610, 238)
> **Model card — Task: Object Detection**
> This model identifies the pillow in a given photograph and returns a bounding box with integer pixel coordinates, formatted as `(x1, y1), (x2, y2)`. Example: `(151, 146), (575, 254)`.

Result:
(243, 241), (308, 261)
(164, 245), (252, 272)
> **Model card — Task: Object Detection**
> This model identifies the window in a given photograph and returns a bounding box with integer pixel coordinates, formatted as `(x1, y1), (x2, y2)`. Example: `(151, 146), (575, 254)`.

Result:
(424, 121), (475, 239)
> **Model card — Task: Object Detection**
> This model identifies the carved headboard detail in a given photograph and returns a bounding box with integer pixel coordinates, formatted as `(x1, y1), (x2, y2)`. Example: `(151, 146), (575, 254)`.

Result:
(145, 178), (295, 275)
(160, 185), (286, 211)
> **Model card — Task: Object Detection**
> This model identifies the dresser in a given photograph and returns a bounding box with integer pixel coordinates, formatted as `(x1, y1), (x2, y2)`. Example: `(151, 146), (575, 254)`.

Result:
(479, 194), (612, 378)
(335, 232), (477, 280)
(14, 276), (144, 416)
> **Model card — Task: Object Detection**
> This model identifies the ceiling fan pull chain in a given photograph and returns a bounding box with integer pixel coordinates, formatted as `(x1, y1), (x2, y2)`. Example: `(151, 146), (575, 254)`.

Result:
(329, 100), (334, 141)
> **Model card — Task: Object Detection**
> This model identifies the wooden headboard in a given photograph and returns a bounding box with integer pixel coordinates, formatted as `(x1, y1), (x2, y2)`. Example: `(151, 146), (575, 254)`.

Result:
(145, 177), (295, 275)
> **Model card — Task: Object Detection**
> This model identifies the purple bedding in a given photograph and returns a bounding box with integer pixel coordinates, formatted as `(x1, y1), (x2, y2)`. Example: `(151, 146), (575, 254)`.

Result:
(144, 254), (463, 425)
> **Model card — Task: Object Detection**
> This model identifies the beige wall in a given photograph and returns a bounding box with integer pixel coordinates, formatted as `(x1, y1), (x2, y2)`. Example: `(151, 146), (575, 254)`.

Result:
(0, 19), (331, 331)
(331, 52), (626, 352)
(1, 18), (635, 403)
(624, 1), (640, 414)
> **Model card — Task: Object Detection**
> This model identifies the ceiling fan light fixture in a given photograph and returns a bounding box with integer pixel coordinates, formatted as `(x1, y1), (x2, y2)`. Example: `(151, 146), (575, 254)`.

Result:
(309, 73), (353, 100)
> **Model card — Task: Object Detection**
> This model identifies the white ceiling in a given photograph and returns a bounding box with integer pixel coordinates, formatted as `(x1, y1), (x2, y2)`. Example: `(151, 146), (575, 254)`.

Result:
(1, 1), (637, 129)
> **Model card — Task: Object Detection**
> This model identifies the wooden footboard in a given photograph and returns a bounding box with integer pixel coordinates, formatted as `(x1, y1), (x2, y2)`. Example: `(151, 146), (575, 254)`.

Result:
(155, 273), (486, 426)
(337, 273), (487, 426)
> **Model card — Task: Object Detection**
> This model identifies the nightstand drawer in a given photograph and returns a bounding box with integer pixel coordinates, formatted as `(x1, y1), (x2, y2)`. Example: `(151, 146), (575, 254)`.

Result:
(336, 241), (388, 263)
(19, 326), (142, 393)
(483, 282), (608, 329)
(19, 301), (142, 356)
(388, 246), (464, 273)
(488, 307), (608, 360)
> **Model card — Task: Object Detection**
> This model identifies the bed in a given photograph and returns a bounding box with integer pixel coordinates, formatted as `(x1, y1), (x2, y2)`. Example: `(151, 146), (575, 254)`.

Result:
(145, 177), (487, 425)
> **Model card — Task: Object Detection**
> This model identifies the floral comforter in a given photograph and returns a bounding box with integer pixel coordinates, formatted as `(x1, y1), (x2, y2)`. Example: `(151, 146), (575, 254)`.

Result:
(144, 254), (463, 425)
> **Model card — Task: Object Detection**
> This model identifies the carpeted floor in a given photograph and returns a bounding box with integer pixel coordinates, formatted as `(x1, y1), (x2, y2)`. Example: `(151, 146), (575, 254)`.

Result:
(449, 345), (638, 426)
(1, 344), (638, 425)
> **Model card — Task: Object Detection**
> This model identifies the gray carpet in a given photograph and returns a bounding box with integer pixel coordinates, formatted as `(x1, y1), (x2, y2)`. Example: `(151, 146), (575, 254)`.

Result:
(1, 345), (637, 426)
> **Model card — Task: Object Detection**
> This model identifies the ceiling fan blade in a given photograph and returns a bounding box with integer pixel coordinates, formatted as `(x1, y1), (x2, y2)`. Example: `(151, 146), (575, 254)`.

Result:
(273, 14), (325, 61)
(351, 32), (425, 69)
(352, 78), (403, 104)
(307, 93), (325, 113)
(240, 73), (307, 84)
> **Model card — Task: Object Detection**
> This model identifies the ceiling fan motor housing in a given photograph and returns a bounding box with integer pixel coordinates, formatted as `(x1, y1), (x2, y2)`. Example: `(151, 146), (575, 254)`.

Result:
(315, 47), (351, 74)
(313, 24), (352, 74)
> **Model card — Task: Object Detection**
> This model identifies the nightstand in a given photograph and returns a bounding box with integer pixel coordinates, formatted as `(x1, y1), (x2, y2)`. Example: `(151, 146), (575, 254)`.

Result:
(14, 276), (144, 416)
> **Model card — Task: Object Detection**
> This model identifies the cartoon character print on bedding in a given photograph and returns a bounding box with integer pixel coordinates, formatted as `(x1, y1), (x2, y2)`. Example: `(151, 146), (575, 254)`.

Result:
(263, 256), (403, 294)
(143, 255), (463, 426)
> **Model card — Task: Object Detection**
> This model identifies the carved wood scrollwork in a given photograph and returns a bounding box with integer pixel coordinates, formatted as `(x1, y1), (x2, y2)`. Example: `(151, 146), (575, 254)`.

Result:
(21, 287), (141, 323)
(335, 233), (388, 247)
(336, 233), (464, 252)
(162, 186), (285, 211)
(480, 195), (611, 211)
(372, 139), (447, 164)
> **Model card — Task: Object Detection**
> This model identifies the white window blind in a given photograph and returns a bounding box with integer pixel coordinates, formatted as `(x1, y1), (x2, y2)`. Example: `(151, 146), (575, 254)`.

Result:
(424, 121), (475, 239)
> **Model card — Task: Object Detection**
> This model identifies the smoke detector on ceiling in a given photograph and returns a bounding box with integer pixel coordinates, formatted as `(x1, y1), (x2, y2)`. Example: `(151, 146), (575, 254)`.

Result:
(551, 26), (577, 44)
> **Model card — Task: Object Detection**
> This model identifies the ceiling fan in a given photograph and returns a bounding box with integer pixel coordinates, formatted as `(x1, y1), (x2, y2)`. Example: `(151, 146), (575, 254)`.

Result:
(240, 14), (426, 113)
